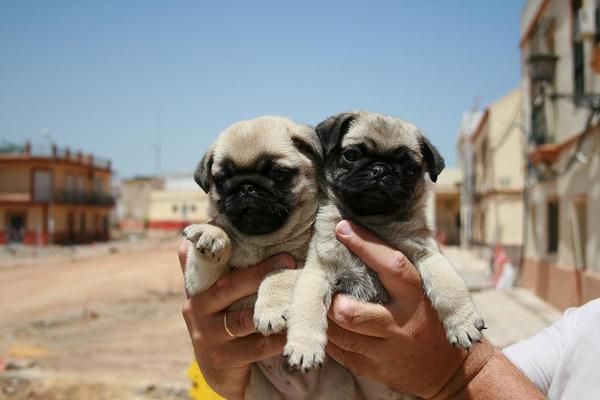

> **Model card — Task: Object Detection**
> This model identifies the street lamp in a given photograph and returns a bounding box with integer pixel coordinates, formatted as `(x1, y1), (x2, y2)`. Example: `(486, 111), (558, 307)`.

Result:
(527, 54), (558, 83)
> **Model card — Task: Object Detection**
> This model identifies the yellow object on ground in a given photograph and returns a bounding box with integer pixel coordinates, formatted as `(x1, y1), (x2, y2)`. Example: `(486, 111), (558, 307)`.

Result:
(187, 361), (224, 400)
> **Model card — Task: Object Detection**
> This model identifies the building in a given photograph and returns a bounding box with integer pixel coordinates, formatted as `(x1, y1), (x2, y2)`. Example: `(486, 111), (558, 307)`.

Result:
(520, 0), (600, 309)
(457, 109), (485, 248)
(115, 176), (163, 232)
(470, 89), (525, 264)
(0, 142), (114, 245)
(147, 173), (208, 231)
(427, 168), (462, 246)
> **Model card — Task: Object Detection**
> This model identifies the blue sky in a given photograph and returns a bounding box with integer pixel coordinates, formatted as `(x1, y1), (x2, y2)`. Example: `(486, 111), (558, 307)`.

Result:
(0, 1), (523, 178)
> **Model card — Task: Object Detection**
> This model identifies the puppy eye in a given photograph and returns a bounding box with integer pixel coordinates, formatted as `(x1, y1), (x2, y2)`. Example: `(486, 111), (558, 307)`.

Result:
(342, 149), (361, 162)
(214, 173), (227, 187)
(404, 166), (417, 177)
(270, 169), (290, 183)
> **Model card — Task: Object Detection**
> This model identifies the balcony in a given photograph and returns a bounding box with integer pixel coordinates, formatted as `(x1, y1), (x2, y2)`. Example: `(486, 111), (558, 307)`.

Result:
(55, 190), (115, 206)
(0, 142), (112, 170)
(33, 190), (115, 206)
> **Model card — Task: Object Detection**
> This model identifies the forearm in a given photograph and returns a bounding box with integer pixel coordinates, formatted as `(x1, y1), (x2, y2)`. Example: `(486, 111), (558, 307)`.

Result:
(430, 341), (544, 400)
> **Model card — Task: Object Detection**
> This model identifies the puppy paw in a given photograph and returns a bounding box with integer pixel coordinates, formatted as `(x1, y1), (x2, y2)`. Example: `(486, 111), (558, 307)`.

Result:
(183, 224), (204, 242)
(183, 224), (231, 263)
(443, 306), (486, 349)
(253, 300), (288, 336)
(283, 335), (326, 373)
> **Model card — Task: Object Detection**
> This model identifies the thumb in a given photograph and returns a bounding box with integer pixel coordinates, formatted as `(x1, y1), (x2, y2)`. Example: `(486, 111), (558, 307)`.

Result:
(335, 220), (423, 299)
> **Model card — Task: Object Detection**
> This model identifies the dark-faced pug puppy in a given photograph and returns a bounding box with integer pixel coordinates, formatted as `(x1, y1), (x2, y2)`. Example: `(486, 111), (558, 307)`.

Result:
(183, 116), (358, 399)
(284, 111), (485, 399)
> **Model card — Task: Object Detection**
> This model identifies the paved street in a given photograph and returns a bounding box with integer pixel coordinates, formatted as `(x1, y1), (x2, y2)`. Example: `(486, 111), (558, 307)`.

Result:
(444, 246), (562, 348)
(0, 242), (563, 399)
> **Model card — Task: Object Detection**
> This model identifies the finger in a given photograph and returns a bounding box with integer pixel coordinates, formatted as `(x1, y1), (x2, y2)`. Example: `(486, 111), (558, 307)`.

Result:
(335, 220), (422, 298)
(223, 333), (287, 365)
(220, 309), (256, 339)
(328, 294), (396, 338)
(196, 253), (296, 315)
(325, 341), (374, 378)
(178, 239), (188, 273)
(327, 318), (384, 356)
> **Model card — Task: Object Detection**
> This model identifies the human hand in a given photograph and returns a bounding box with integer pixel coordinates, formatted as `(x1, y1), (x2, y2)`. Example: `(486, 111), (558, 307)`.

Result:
(326, 221), (542, 399)
(179, 240), (296, 400)
(324, 220), (469, 398)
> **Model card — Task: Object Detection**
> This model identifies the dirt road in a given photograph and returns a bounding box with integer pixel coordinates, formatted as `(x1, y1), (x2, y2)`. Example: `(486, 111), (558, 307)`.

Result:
(0, 238), (192, 399)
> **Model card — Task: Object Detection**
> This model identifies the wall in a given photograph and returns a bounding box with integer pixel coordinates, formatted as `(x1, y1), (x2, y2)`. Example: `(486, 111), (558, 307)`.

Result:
(0, 164), (31, 193)
(148, 190), (208, 229)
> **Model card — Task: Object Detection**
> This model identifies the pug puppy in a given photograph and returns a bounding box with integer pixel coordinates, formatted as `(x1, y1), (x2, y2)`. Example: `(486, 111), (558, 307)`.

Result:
(183, 116), (358, 400)
(284, 112), (485, 399)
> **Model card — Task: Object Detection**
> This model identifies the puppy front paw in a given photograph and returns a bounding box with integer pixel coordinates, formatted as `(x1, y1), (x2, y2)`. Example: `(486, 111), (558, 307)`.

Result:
(283, 334), (326, 373)
(253, 299), (288, 336)
(183, 224), (231, 263)
(443, 306), (486, 349)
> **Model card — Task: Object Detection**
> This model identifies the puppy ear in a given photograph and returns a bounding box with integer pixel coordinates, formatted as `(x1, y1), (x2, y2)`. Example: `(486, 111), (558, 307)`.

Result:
(315, 112), (358, 154)
(291, 126), (323, 165)
(420, 135), (445, 182)
(194, 146), (214, 193)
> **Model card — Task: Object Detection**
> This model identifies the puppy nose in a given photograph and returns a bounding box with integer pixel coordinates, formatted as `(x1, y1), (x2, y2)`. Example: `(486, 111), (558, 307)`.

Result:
(240, 183), (256, 196)
(371, 164), (387, 178)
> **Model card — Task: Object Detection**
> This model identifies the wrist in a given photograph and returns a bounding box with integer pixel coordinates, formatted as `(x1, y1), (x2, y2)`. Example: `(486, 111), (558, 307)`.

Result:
(428, 339), (495, 400)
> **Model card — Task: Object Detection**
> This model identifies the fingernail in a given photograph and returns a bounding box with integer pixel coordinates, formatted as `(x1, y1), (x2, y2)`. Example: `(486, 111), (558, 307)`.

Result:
(336, 220), (353, 237)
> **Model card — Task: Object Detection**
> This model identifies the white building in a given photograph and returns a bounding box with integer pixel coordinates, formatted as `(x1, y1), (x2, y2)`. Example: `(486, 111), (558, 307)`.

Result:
(520, 0), (600, 309)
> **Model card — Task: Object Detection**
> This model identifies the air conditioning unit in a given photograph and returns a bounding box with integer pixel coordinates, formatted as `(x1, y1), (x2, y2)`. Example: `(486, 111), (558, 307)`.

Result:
(578, 1), (597, 41)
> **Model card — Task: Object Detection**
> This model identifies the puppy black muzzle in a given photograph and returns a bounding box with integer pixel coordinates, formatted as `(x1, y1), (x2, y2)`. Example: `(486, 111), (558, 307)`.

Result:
(219, 178), (292, 235)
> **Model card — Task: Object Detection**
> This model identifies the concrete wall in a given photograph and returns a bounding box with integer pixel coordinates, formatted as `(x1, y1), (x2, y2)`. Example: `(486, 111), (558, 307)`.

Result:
(0, 165), (31, 193)
(148, 190), (208, 229)
(0, 160), (111, 197)
(471, 89), (524, 251)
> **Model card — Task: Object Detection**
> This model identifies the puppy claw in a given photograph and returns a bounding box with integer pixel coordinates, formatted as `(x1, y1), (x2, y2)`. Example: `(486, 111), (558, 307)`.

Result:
(253, 296), (289, 336)
(184, 224), (231, 264)
(443, 307), (485, 349)
(283, 338), (326, 372)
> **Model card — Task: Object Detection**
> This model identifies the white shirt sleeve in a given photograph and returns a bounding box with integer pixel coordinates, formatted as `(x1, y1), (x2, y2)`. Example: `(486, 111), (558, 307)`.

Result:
(502, 306), (578, 394)
(502, 298), (600, 400)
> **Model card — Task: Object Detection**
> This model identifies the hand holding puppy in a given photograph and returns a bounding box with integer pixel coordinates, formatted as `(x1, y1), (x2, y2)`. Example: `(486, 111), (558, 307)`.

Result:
(327, 221), (544, 400)
(179, 240), (295, 400)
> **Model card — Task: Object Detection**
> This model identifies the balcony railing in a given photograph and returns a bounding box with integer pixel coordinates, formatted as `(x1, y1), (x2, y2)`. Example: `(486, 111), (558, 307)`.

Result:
(33, 190), (115, 206)
(0, 142), (112, 170)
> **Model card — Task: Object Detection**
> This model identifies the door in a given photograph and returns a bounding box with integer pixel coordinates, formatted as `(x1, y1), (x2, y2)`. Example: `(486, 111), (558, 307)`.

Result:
(7, 214), (26, 243)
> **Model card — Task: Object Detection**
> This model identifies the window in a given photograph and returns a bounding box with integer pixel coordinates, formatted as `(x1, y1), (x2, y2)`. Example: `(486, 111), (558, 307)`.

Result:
(573, 0), (585, 97)
(33, 170), (52, 202)
(547, 199), (559, 254)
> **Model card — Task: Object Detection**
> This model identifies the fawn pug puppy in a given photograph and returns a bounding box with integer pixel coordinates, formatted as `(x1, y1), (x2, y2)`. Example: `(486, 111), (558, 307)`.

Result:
(183, 116), (358, 399)
(284, 112), (485, 399)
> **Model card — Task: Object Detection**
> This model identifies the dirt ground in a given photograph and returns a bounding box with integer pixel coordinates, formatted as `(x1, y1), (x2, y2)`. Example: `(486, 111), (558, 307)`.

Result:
(0, 237), (192, 400)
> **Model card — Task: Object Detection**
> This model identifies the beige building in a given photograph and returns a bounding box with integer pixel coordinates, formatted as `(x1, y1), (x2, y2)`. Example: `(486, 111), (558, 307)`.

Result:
(427, 168), (462, 246)
(116, 176), (163, 231)
(148, 173), (208, 230)
(470, 89), (525, 263)
(0, 142), (113, 245)
(520, 0), (600, 309)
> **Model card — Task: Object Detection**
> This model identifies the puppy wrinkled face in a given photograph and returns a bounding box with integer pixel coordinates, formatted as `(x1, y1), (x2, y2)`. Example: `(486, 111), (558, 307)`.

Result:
(213, 153), (299, 235)
(317, 112), (441, 220)
(330, 144), (423, 216)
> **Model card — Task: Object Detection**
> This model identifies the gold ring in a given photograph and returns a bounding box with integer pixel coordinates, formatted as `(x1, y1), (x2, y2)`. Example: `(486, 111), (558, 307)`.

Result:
(223, 313), (236, 338)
